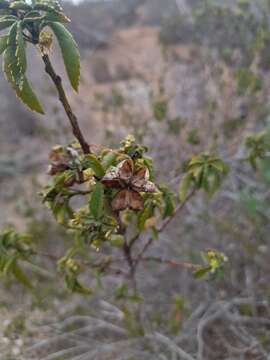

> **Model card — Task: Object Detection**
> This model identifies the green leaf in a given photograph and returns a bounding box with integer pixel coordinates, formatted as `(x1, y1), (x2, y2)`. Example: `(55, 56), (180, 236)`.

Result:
(84, 154), (105, 178)
(65, 274), (92, 295)
(52, 199), (73, 225)
(161, 185), (175, 218)
(3, 46), (44, 113)
(109, 234), (125, 247)
(137, 202), (153, 230)
(179, 173), (193, 202)
(3, 22), (44, 113)
(16, 22), (27, 76)
(3, 255), (16, 275)
(0, 16), (17, 31)
(0, 34), (8, 55)
(42, 10), (70, 23)
(101, 152), (117, 170)
(49, 22), (80, 91)
(35, 0), (63, 12)
(12, 263), (33, 289)
(210, 159), (226, 173)
(192, 266), (211, 279)
(6, 22), (23, 87)
(10, 1), (32, 11)
(89, 182), (104, 220)
(0, 9), (11, 15)
(22, 10), (43, 23)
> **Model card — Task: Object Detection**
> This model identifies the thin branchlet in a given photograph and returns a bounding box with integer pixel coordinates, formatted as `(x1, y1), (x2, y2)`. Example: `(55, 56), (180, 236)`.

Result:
(41, 53), (90, 154)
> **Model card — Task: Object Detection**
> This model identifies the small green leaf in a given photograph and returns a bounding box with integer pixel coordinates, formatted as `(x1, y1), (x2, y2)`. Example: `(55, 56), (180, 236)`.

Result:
(3, 22), (44, 113)
(13, 263), (33, 289)
(137, 202), (153, 230)
(65, 274), (92, 295)
(52, 200), (73, 225)
(35, 0), (63, 12)
(161, 185), (175, 218)
(22, 10), (43, 23)
(3, 255), (16, 275)
(192, 266), (211, 279)
(7, 22), (23, 87)
(101, 151), (117, 170)
(10, 1), (32, 11)
(89, 182), (104, 220)
(16, 22), (27, 76)
(0, 34), (8, 54)
(84, 154), (105, 178)
(3, 46), (44, 113)
(0, 16), (17, 31)
(49, 22), (80, 91)
(42, 10), (70, 23)
(109, 234), (125, 247)
(179, 173), (193, 202)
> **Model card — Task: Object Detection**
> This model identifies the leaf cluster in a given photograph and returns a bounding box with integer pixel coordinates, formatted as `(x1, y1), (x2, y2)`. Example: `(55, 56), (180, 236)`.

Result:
(193, 249), (228, 279)
(42, 136), (174, 251)
(245, 129), (270, 170)
(0, 228), (34, 288)
(179, 153), (228, 202)
(0, 0), (80, 112)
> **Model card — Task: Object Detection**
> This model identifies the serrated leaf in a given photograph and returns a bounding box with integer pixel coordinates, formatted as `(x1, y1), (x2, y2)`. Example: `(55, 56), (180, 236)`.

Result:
(3, 46), (44, 113)
(0, 15), (17, 31)
(84, 154), (105, 178)
(89, 182), (104, 220)
(49, 22), (80, 91)
(0, 34), (8, 54)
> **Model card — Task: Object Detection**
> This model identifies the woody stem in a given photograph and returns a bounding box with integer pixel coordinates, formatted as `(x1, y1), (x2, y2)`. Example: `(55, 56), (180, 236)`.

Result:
(41, 53), (90, 154)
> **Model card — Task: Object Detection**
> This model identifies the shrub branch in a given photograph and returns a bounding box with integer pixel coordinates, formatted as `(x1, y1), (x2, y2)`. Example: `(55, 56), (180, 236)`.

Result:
(42, 54), (90, 154)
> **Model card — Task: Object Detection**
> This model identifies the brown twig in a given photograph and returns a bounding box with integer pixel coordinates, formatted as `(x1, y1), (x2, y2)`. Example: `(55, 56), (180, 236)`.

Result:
(41, 54), (90, 154)
(140, 256), (200, 270)
(134, 188), (196, 266)
(35, 251), (127, 276)
(123, 241), (137, 293)
(157, 188), (196, 233)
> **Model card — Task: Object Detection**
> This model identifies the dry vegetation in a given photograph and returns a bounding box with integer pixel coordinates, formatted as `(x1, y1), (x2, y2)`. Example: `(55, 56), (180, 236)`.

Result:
(1, 0), (270, 359)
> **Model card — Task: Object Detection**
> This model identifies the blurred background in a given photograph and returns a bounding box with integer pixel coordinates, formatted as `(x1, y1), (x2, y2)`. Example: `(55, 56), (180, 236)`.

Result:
(1, 0), (270, 359)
